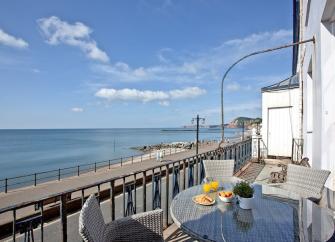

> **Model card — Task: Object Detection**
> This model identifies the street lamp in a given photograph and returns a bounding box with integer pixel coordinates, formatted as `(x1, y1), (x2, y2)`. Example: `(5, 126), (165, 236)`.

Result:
(220, 38), (315, 147)
(192, 114), (205, 155)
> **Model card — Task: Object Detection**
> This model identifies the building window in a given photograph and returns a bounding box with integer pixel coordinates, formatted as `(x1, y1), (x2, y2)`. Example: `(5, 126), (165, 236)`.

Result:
(305, 0), (311, 27)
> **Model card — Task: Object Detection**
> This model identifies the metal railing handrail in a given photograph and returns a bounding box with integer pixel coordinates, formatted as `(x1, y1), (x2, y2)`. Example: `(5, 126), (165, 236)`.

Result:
(0, 140), (220, 192)
(0, 138), (252, 241)
(0, 156), (138, 181)
(0, 139), (245, 214)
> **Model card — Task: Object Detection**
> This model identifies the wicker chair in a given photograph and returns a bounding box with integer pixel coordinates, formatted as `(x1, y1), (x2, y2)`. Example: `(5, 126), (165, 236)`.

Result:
(79, 195), (164, 242)
(269, 164), (331, 202)
(203, 160), (235, 182)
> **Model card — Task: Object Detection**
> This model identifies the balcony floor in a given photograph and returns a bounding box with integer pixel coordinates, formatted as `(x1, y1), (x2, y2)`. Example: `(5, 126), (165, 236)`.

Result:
(7, 157), (318, 242)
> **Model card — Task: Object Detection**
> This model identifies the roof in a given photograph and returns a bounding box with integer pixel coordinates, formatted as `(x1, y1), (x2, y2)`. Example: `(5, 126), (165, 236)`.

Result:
(261, 75), (299, 92)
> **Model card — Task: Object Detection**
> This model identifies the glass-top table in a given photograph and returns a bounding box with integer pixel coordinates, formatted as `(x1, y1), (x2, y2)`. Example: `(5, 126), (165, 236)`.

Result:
(170, 183), (335, 242)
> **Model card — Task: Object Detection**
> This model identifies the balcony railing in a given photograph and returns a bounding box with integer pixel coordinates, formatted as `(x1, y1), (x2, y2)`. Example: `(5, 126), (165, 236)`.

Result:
(0, 138), (252, 242)
(0, 141), (219, 193)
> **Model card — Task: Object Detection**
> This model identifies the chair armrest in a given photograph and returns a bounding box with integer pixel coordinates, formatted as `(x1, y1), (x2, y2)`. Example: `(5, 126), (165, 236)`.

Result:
(267, 183), (284, 188)
(107, 209), (163, 241)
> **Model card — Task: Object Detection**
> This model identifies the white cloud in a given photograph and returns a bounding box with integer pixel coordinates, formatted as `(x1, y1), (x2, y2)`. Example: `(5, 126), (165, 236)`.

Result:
(241, 74), (290, 86)
(37, 16), (109, 62)
(32, 68), (41, 73)
(139, 0), (174, 12)
(226, 82), (241, 91)
(159, 101), (170, 106)
(95, 86), (206, 104)
(71, 107), (84, 112)
(226, 82), (254, 92)
(92, 29), (292, 84)
(202, 100), (261, 121)
(224, 101), (261, 113)
(96, 88), (168, 102)
(157, 48), (173, 63)
(223, 29), (292, 47)
(169, 87), (206, 99)
(0, 29), (28, 49)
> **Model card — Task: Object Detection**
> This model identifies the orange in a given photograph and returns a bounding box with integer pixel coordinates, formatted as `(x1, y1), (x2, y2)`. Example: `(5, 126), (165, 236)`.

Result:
(210, 181), (219, 191)
(203, 183), (211, 193)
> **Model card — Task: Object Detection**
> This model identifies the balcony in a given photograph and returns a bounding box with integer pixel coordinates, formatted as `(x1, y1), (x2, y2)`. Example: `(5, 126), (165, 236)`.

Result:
(0, 138), (334, 242)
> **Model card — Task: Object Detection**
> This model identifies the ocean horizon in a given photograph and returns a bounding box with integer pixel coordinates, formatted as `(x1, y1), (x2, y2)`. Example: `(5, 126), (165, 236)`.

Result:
(0, 128), (241, 179)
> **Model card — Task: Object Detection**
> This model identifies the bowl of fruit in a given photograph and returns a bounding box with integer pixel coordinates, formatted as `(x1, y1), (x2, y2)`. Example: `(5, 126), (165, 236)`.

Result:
(218, 191), (234, 203)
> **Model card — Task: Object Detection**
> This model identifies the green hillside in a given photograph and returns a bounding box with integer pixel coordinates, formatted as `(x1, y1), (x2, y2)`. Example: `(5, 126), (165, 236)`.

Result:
(229, 117), (262, 128)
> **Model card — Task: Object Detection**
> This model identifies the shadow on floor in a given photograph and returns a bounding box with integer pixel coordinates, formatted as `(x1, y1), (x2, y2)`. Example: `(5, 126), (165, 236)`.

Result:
(164, 224), (195, 242)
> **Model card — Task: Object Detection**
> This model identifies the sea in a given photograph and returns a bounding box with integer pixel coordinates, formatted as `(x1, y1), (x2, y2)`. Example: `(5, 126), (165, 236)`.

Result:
(0, 128), (241, 179)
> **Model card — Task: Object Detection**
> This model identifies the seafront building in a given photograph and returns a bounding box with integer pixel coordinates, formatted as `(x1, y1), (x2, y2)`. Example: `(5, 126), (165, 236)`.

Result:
(260, 0), (335, 192)
(296, 0), (335, 190)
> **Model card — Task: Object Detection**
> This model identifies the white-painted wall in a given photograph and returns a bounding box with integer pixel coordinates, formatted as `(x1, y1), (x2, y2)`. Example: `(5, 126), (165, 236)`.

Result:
(297, 0), (335, 189)
(261, 88), (301, 157)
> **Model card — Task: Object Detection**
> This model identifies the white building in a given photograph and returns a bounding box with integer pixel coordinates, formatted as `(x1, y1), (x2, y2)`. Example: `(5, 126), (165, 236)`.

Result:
(259, 0), (335, 190)
(295, 0), (335, 190)
(261, 76), (301, 158)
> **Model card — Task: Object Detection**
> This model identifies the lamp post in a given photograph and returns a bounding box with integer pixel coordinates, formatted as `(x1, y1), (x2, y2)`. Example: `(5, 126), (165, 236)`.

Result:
(220, 38), (315, 147)
(192, 114), (205, 155)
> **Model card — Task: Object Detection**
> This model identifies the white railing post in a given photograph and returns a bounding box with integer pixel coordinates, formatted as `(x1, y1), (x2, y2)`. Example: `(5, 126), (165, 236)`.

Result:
(252, 128), (260, 160)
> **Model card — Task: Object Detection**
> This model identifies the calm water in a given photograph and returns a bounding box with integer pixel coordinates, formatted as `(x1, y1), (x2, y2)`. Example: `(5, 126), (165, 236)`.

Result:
(0, 128), (240, 178)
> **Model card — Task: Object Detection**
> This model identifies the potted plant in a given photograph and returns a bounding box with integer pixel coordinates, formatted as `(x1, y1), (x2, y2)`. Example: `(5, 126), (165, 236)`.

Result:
(233, 182), (254, 209)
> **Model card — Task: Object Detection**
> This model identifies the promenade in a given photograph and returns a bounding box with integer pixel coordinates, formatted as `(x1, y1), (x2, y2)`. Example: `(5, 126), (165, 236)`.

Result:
(0, 142), (220, 225)
(0, 138), (262, 242)
(0, 138), (266, 242)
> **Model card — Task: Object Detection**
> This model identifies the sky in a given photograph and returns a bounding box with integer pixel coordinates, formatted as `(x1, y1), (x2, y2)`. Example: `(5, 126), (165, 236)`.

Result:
(0, 0), (293, 128)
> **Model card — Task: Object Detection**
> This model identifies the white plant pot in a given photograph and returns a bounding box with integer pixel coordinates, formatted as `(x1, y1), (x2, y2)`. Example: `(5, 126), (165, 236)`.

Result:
(238, 196), (253, 209)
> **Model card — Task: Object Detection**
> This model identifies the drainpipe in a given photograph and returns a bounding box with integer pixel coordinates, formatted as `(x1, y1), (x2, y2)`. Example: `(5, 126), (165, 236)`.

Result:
(298, 0), (304, 141)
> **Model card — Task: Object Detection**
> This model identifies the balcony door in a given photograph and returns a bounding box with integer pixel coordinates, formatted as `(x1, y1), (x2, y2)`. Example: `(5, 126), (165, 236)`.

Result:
(267, 107), (293, 157)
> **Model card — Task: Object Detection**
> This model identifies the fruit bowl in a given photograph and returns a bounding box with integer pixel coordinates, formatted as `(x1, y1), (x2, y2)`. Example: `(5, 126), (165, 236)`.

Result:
(218, 191), (234, 203)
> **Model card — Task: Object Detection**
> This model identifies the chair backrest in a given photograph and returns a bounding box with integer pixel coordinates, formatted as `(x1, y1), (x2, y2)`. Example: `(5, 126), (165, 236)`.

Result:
(286, 164), (331, 199)
(203, 160), (235, 181)
(79, 195), (106, 242)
